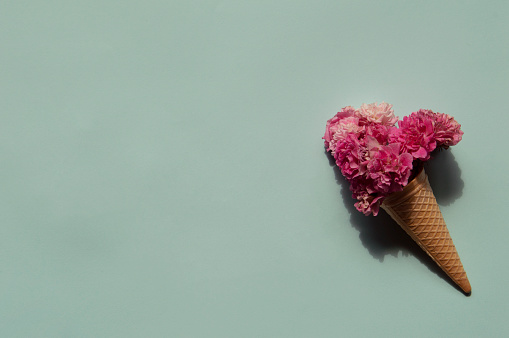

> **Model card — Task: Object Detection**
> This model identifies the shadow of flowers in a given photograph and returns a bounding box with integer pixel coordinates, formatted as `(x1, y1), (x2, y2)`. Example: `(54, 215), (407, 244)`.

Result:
(325, 149), (467, 294)
(424, 149), (464, 206)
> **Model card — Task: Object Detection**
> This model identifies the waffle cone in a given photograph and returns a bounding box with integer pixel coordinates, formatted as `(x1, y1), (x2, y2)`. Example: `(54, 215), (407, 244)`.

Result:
(381, 168), (471, 294)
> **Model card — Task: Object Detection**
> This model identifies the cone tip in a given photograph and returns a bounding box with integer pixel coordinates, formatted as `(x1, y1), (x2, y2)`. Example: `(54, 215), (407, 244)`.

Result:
(460, 279), (471, 296)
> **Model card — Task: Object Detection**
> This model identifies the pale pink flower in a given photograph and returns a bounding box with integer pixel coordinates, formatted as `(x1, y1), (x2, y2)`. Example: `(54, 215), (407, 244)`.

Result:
(357, 102), (398, 126)
(323, 106), (357, 152)
(329, 116), (362, 155)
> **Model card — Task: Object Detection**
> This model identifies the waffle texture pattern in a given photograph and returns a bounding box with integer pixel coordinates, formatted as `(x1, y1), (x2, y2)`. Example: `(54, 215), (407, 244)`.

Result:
(381, 168), (471, 294)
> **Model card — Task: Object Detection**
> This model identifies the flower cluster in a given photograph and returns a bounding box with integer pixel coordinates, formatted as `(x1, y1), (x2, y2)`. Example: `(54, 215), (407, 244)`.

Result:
(323, 103), (463, 216)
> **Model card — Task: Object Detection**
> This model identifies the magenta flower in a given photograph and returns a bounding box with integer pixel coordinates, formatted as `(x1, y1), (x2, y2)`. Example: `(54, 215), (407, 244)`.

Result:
(367, 143), (413, 194)
(364, 123), (393, 145)
(354, 191), (384, 216)
(334, 133), (369, 180)
(416, 109), (463, 148)
(348, 176), (383, 215)
(391, 113), (436, 160)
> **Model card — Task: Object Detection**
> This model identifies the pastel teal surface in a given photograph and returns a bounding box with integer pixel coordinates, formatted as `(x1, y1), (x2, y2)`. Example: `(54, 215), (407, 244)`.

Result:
(1, 1), (508, 337)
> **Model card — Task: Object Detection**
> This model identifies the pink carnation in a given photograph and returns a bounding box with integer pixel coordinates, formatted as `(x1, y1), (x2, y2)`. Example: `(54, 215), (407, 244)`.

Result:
(366, 143), (413, 194)
(364, 123), (393, 144)
(347, 176), (383, 215)
(323, 106), (357, 152)
(333, 123), (394, 167)
(334, 134), (369, 180)
(354, 191), (384, 216)
(329, 116), (362, 155)
(391, 113), (436, 160)
(416, 109), (463, 148)
(357, 102), (398, 126)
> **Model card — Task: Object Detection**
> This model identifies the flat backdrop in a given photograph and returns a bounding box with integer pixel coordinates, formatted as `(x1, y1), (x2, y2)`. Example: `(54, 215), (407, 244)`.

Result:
(1, 1), (508, 337)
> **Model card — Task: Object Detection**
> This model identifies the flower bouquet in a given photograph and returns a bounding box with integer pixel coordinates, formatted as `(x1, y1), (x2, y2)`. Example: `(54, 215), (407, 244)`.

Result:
(323, 102), (471, 294)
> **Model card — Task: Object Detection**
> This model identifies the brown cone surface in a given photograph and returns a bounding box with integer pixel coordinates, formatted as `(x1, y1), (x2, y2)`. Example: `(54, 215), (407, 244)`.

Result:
(381, 168), (471, 294)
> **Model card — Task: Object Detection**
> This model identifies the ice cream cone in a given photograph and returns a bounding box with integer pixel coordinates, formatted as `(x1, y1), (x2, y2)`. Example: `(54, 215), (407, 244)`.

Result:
(381, 167), (471, 294)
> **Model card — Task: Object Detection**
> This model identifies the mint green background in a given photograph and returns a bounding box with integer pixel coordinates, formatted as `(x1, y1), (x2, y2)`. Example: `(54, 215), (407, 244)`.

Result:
(1, 1), (508, 337)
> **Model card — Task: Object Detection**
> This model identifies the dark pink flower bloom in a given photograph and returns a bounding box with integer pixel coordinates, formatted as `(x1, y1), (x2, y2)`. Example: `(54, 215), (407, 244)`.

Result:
(364, 124), (394, 144)
(367, 143), (413, 194)
(335, 134), (369, 180)
(391, 113), (436, 160)
(354, 191), (384, 216)
(347, 177), (382, 215)
(416, 109), (463, 148)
